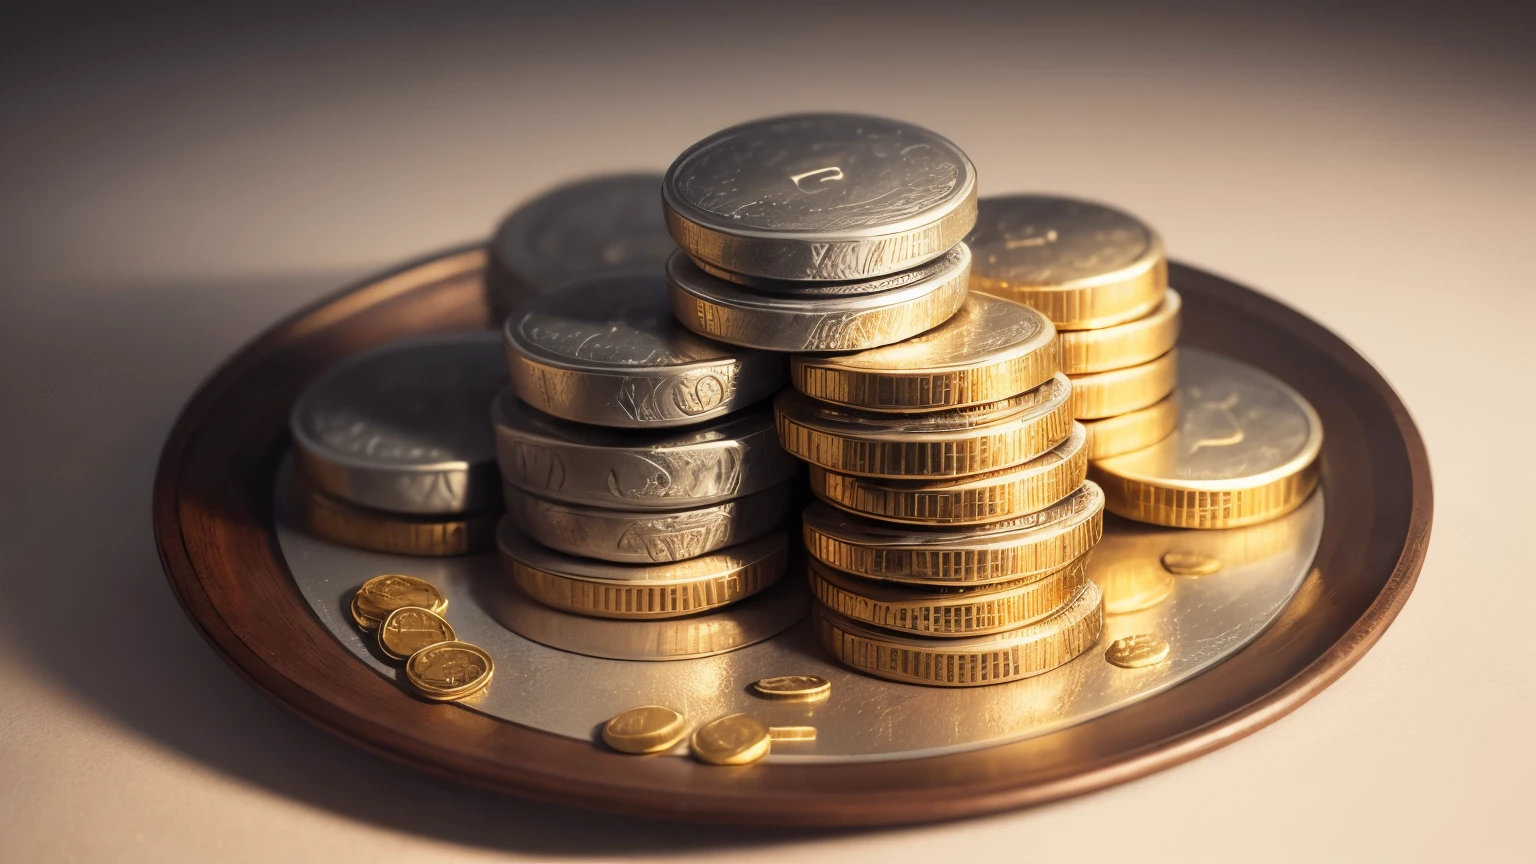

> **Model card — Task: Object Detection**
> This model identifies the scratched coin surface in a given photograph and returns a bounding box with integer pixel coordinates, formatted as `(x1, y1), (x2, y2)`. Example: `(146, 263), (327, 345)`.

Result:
(493, 395), (799, 510)
(377, 606), (458, 660)
(352, 574), (448, 629)
(663, 113), (978, 281)
(404, 641), (495, 700)
(486, 173), (676, 316)
(602, 705), (689, 754)
(751, 675), (831, 701)
(290, 333), (506, 515)
(691, 713), (772, 765)
(966, 195), (1167, 330)
(1104, 634), (1171, 669)
(505, 273), (785, 428)
(667, 245), (970, 352)
(1091, 348), (1323, 528)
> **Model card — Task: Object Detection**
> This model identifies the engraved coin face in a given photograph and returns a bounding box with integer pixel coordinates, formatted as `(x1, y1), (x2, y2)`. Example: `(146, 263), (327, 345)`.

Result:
(751, 675), (831, 701)
(405, 641), (494, 699)
(1104, 634), (1171, 669)
(690, 714), (771, 766)
(602, 705), (689, 754)
(511, 274), (733, 369)
(967, 196), (1156, 288)
(377, 606), (457, 660)
(354, 574), (448, 621)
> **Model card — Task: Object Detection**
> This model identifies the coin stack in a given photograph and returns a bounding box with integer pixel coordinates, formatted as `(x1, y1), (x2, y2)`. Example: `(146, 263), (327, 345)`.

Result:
(966, 196), (1181, 462)
(659, 114), (1105, 687)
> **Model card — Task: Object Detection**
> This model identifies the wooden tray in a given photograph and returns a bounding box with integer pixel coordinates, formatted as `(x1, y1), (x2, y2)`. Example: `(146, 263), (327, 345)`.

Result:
(153, 246), (1431, 827)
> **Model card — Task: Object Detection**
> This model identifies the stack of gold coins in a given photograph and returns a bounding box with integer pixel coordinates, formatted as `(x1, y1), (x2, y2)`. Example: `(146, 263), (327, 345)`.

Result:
(967, 196), (1181, 462)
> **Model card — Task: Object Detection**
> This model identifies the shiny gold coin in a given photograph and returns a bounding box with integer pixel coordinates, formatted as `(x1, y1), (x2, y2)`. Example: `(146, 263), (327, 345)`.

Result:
(790, 293), (1059, 412)
(1104, 634), (1170, 668)
(691, 714), (772, 766)
(1068, 348), (1178, 420)
(1059, 288), (1181, 374)
(1082, 392), (1179, 459)
(815, 581), (1104, 687)
(768, 726), (817, 742)
(809, 555), (1090, 637)
(751, 675), (831, 701)
(810, 424), (1089, 526)
(802, 482), (1104, 586)
(775, 376), (1073, 479)
(349, 595), (382, 632)
(291, 479), (497, 557)
(965, 195), (1167, 330)
(1090, 348), (1323, 528)
(404, 641), (494, 700)
(352, 574), (448, 631)
(1161, 551), (1222, 576)
(602, 706), (689, 754)
(377, 606), (457, 660)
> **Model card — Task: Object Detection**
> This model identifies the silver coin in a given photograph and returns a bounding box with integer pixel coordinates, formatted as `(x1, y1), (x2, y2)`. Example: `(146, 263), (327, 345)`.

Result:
(498, 519), (790, 585)
(290, 333), (506, 515)
(503, 479), (793, 564)
(663, 113), (978, 281)
(504, 273), (786, 428)
(667, 245), (971, 352)
(493, 392), (799, 510)
(486, 173), (676, 317)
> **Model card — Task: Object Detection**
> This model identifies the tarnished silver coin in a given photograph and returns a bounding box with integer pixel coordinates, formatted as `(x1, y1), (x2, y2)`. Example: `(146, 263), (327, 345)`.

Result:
(503, 479), (793, 564)
(493, 393), (799, 510)
(505, 273), (785, 428)
(486, 173), (676, 317)
(663, 113), (978, 282)
(291, 334), (506, 515)
(667, 245), (971, 352)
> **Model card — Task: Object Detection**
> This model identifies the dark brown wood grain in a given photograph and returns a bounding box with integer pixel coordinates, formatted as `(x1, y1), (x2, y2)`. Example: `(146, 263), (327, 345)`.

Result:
(153, 248), (1432, 827)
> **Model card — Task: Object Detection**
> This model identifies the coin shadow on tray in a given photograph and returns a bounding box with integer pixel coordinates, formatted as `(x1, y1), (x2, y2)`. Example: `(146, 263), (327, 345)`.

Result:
(0, 277), (857, 856)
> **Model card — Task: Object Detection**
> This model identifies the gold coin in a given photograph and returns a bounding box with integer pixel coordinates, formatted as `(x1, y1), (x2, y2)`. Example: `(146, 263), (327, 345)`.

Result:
(1068, 348), (1178, 420)
(1104, 634), (1170, 668)
(291, 479), (497, 557)
(751, 675), (831, 701)
(602, 706), (689, 754)
(789, 293), (1059, 411)
(802, 482), (1103, 586)
(809, 424), (1089, 526)
(1059, 288), (1181, 374)
(775, 376), (1073, 479)
(1161, 550), (1221, 576)
(349, 595), (382, 632)
(965, 195), (1167, 330)
(498, 522), (788, 619)
(352, 574), (448, 630)
(377, 606), (457, 660)
(768, 726), (817, 742)
(1082, 392), (1179, 460)
(1090, 348), (1323, 528)
(815, 581), (1104, 687)
(691, 714), (772, 766)
(404, 641), (494, 700)
(809, 555), (1090, 637)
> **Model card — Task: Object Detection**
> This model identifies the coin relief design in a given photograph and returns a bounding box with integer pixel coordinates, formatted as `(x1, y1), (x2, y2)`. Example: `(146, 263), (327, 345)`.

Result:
(691, 714), (772, 765)
(377, 606), (457, 660)
(353, 574), (448, 621)
(405, 641), (494, 699)
(1104, 634), (1171, 669)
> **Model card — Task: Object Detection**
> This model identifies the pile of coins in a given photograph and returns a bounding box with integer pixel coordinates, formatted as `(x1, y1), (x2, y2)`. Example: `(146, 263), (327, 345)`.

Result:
(602, 674), (830, 765)
(349, 574), (495, 702)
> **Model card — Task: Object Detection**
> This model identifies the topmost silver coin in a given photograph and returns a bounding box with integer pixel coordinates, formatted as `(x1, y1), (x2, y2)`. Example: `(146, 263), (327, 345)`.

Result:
(663, 114), (977, 282)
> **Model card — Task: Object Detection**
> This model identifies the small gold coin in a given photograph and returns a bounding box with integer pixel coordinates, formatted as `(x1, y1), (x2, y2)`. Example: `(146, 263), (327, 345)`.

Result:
(1105, 634), (1170, 668)
(1059, 288), (1181, 374)
(349, 595), (382, 632)
(404, 641), (494, 701)
(377, 606), (457, 660)
(602, 706), (689, 754)
(352, 574), (448, 631)
(1082, 392), (1179, 460)
(789, 293), (1059, 412)
(1161, 551), (1222, 576)
(1068, 349), (1179, 420)
(750, 675), (831, 701)
(768, 726), (817, 742)
(691, 714), (772, 766)
(292, 480), (496, 557)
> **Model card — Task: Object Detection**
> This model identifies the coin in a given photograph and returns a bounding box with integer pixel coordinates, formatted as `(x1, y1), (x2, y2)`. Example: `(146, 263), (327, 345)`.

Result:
(1161, 550), (1221, 576)
(1090, 348), (1323, 528)
(790, 292), (1058, 412)
(486, 173), (676, 317)
(768, 726), (817, 742)
(775, 375), (1073, 478)
(602, 705), (689, 754)
(690, 713), (771, 765)
(377, 606), (457, 660)
(504, 273), (785, 428)
(503, 480), (792, 564)
(1068, 348), (1178, 420)
(667, 245), (970, 352)
(802, 482), (1104, 586)
(809, 555), (1090, 637)
(404, 641), (494, 700)
(814, 581), (1104, 687)
(809, 423), (1089, 525)
(663, 113), (978, 282)
(352, 574), (448, 630)
(1081, 392), (1180, 460)
(290, 475), (498, 557)
(498, 521), (788, 619)
(493, 396), (799, 510)
(1104, 634), (1170, 668)
(290, 334), (506, 515)
(751, 675), (831, 701)
(966, 195), (1167, 330)
(1059, 288), (1181, 374)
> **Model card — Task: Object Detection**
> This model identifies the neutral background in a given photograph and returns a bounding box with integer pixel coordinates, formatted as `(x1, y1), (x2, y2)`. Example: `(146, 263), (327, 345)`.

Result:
(2, 2), (1532, 861)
